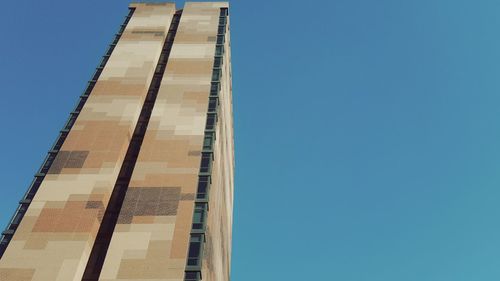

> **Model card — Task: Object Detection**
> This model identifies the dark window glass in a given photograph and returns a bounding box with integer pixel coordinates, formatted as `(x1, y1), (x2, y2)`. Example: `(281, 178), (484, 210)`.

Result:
(205, 114), (216, 130)
(219, 17), (227, 25)
(166, 33), (175, 42)
(136, 120), (148, 135)
(203, 134), (214, 151)
(87, 81), (96, 92)
(106, 47), (113, 56)
(12, 213), (23, 225)
(100, 56), (109, 67)
(185, 272), (201, 281)
(212, 69), (221, 81)
(65, 116), (77, 130)
(192, 203), (207, 230)
(75, 98), (86, 112)
(155, 64), (164, 74)
(214, 57), (223, 68)
(92, 70), (101, 81)
(197, 176), (210, 199)
(199, 153), (212, 173)
(220, 8), (228, 17)
(52, 134), (67, 151)
(84, 87), (93, 96)
(18, 204), (28, 213)
(187, 234), (203, 266)
(215, 45), (224, 56)
(151, 76), (161, 87)
(27, 178), (43, 199)
(41, 153), (57, 172)
(216, 35), (225, 45)
(208, 98), (218, 113)
(211, 82), (220, 95)
(218, 25), (225, 34)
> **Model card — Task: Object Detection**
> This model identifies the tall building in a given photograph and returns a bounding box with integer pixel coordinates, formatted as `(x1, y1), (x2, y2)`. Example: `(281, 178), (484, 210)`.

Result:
(0, 2), (233, 281)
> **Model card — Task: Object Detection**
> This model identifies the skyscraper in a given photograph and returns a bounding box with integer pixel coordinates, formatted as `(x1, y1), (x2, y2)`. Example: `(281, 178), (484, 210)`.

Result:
(0, 2), (233, 281)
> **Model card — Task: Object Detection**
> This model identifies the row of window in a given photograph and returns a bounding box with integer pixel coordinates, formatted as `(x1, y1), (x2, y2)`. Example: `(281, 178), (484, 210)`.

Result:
(0, 8), (137, 259)
(184, 7), (228, 281)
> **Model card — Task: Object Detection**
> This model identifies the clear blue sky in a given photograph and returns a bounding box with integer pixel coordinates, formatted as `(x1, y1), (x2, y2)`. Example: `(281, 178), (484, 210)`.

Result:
(1, 0), (500, 280)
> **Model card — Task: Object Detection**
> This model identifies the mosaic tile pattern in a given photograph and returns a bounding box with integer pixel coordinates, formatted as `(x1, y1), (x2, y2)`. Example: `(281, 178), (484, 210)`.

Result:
(0, 3), (233, 281)
(0, 4), (175, 280)
(99, 3), (232, 281)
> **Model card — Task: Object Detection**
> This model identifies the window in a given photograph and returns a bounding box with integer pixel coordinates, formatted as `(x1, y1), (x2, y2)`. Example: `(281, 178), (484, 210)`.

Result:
(212, 68), (221, 81)
(205, 114), (217, 131)
(197, 176), (210, 199)
(208, 98), (218, 113)
(216, 35), (225, 45)
(217, 25), (225, 34)
(187, 234), (204, 266)
(75, 97), (87, 112)
(220, 8), (228, 17)
(166, 32), (175, 42)
(203, 133), (215, 151)
(41, 153), (57, 173)
(100, 56), (109, 67)
(12, 212), (23, 225)
(214, 57), (223, 68)
(151, 76), (162, 87)
(106, 47), (113, 56)
(192, 203), (207, 230)
(52, 134), (67, 151)
(215, 45), (224, 56)
(185, 272), (201, 281)
(84, 86), (93, 96)
(92, 70), (101, 81)
(210, 82), (220, 96)
(155, 64), (164, 74)
(199, 153), (212, 173)
(26, 177), (43, 199)
(65, 116), (77, 130)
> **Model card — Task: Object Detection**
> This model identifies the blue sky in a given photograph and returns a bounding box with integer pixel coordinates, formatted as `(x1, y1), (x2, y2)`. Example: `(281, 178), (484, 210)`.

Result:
(1, 0), (500, 280)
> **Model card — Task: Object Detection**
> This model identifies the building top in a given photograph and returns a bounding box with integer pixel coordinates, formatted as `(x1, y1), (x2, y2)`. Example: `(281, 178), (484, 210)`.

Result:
(129, 1), (229, 9)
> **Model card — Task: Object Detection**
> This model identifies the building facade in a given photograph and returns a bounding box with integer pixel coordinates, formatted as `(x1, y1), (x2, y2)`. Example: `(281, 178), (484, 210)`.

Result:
(0, 2), (233, 281)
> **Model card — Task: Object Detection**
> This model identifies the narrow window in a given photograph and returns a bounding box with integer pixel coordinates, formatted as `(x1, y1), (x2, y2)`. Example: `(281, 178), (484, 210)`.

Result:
(192, 203), (207, 230)
(216, 35), (225, 45)
(212, 68), (221, 81)
(210, 82), (220, 96)
(214, 57), (222, 68)
(203, 134), (214, 151)
(187, 234), (203, 266)
(197, 176), (210, 199)
(185, 272), (201, 281)
(208, 98), (218, 113)
(215, 45), (224, 56)
(205, 114), (216, 130)
(199, 153), (212, 173)
(218, 25), (225, 34)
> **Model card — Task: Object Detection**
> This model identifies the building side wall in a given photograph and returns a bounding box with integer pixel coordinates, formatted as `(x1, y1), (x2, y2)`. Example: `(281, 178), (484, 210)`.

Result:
(202, 10), (234, 281)
(99, 3), (230, 281)
(0, 4), (174, 281)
